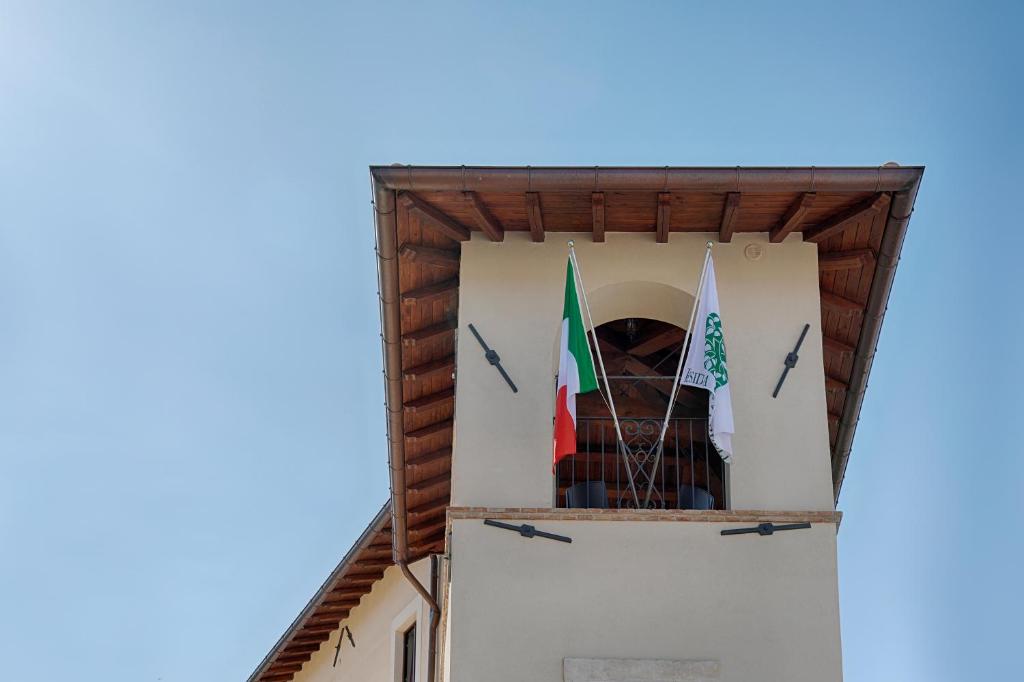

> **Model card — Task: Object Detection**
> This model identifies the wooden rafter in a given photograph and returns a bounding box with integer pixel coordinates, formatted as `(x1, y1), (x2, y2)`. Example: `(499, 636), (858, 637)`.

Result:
(823, 335), (855, 358)
(398, 191), (471, 242)
(596, 336), (702, 410)
(719, 192), (741, 243)
(401, 278), (458, 305)
(402, 357), (455, 382)
(401, 319), (456, 348)
(464, 191), (505, 241)
(770, 192), (816, 243)
(408, 471), (451, 492)
(825, 376), (847, 393)
(803, 193), (890, 243)
(408, 496), (448, 518)
(405, 419), (454, 443)
(525, 192), (545, 242)
(628, 326), (685, 357)
(592, 192), (605, 242)
(656, 192), (671, 243)
(403, 388), (455, 414)
(818, 249), (875, 272)
(399, 243), (459, 268)
(820, 290), (863, 317)
(405, 447), (452, 469)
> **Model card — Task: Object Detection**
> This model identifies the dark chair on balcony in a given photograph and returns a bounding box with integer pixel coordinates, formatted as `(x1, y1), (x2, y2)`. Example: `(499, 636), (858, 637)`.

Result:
(678, 484), (714, 510)
(565, 480), (609, 509)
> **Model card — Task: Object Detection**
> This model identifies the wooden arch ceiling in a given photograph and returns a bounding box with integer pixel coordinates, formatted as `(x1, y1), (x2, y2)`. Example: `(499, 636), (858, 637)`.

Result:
(375, 165), (924, 560)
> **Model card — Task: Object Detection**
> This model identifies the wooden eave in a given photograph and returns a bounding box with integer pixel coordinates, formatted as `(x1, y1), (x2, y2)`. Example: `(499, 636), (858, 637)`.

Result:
(246, 502), (393, 682)
(371, 163), (923, 567)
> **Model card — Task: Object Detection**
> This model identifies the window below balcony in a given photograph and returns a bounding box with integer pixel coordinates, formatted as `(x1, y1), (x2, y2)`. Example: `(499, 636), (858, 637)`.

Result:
(555, 318), (728, 510)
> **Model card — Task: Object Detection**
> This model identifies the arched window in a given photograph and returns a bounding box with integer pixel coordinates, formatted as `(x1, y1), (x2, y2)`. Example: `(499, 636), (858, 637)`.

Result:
(556, 317), (728, 510)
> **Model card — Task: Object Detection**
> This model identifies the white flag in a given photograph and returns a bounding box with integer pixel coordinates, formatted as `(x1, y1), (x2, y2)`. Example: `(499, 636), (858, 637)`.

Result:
(680, 256), (734, 461)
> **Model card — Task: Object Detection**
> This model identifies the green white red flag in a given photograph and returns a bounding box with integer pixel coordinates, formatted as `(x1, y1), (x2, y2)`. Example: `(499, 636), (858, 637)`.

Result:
(553, 257), (599, 470)
(679, 255), (734, 461)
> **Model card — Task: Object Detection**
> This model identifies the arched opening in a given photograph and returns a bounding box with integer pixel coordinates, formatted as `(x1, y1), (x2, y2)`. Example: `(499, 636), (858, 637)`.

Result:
(556, 317), (728, 510)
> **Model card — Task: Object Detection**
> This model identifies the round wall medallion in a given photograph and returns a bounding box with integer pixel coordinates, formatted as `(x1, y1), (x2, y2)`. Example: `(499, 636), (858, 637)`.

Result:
(744, 243), (765, 261)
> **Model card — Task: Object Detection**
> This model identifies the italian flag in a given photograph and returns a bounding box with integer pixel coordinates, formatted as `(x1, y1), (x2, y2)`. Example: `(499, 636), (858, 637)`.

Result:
(553, 257), (599, 470)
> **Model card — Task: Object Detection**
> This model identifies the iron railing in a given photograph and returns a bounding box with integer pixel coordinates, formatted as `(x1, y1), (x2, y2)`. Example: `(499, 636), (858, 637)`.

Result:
(555, 417), (727, 510)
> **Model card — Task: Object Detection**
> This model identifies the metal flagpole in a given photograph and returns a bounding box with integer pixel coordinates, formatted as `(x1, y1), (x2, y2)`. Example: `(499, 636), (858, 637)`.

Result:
(642, 242), (713, 508)
(567, 241), (641, 508)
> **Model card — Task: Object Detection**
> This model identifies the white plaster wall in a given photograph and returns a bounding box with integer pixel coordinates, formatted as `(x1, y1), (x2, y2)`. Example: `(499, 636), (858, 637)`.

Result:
(446, 518), (843, 682)
(453, 231), (833, 511)
(290, 559), (431, 682)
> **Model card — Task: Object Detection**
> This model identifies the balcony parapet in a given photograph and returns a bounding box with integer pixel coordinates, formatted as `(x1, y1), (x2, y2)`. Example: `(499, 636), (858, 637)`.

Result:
(447, 507), (841, 526)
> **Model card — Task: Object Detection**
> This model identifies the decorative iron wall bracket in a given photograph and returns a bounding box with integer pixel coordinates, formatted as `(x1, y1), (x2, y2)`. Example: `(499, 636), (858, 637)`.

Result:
(772, 323), (810, 398)
(467, 323), (518, 393)
(332, 625), (356, 667)
(484, 519), (572, 543)
(720, 522), (811, 536)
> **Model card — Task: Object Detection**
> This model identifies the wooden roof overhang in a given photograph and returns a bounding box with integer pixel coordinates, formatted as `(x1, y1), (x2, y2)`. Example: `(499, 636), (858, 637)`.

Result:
(246, 502), (393, 682)
(372, 165), (924, 562)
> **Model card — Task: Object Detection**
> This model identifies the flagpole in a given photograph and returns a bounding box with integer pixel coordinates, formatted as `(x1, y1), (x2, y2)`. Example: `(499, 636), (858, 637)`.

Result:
(642, 241), (713, 508)
(567, 241), (640, 508)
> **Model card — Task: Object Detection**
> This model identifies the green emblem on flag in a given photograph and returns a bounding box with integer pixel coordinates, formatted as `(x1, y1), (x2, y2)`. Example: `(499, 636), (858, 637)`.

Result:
(703, 312), (728, 389)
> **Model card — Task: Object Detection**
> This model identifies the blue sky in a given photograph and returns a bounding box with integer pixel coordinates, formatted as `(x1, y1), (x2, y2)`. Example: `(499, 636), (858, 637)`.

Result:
(1, 1), (1021, 680)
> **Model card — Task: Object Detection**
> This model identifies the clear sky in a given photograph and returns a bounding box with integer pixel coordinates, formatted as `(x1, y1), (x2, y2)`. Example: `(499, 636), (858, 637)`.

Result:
(1, 1), (1021, 680)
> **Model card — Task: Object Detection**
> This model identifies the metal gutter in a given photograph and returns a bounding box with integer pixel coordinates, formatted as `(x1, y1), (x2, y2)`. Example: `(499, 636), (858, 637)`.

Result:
(246, 500), (391, 682)
(372, 174), (442, 682)
(370, 165), (923, 194)
(831, 169), (924, 500)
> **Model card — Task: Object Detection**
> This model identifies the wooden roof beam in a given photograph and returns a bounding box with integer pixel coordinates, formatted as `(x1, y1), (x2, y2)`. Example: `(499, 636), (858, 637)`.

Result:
(325, 585), (370, 593)
(719, 192), (741, 243)
(265, 663), (304, 674)
(405, 446), (452, 469)
(818, 249), (875, 272)
(398, 191), (471, 242)
(627, 327), (685, 357)
(401, 319), (456, 348)
(403, 387), (455, 414)
(398, 244), (459, 269)
(592, 192), (605, 242)
(405, 419), (454, 443)
(402, 356), (455, 382)
(280, 642), (323, 654)
(464, 191), (505, 241)
(770, 192), (816, 243)
(825, 376), (847, 394)
(525, 192), (545, 242)
(408, 516), (447, 537)
(803, 193), (890, 243)
(656, 193), (671, 243)
(823, 335), (855, 358)
(408, 471), (451, 492)
(401, 278), (458, 305)
(408, 496), (449, 518)
(820, 290), (864, 317)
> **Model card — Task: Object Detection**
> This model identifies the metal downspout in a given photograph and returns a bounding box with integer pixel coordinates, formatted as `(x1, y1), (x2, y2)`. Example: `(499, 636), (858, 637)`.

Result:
(373, 173), (442, 682)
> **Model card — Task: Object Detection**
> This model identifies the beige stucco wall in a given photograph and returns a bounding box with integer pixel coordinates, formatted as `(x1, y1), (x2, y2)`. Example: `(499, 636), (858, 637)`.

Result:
(446, 518), (843, 682)
(291, 558), (431, 682)
(453, 231), (833, 511)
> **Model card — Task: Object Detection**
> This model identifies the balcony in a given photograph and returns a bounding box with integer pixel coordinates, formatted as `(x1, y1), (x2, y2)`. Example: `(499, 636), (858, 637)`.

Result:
(555, 416), (727, 510)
